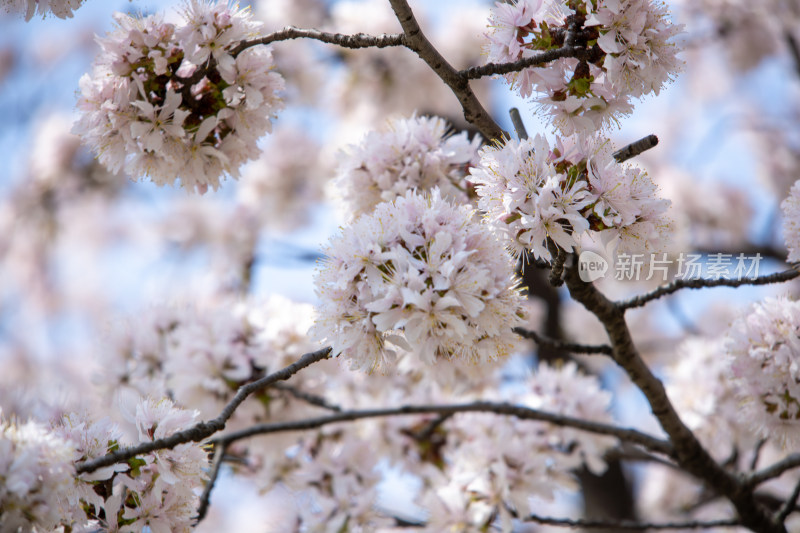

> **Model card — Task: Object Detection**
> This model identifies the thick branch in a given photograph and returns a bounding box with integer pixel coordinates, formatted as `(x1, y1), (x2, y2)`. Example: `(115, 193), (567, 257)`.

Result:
(563, 260), (784, 533)
(387, 0), (505, 140)
(618, 269), (800, 311)
(514, 327), (613, 355)
(231, 26), (404, 55)
(522, 513), (740, 530)
(211, 401), (673, 456)
(75, 347), (331, 474)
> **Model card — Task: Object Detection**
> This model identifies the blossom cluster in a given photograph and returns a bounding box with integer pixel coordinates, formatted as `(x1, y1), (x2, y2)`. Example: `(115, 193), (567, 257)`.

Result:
(724, 296), (800, 447)
(484, 0), (683, 134)
(312, 188), (526, 373)
(471, 134), (671, 261)
(1, 0), (84, 20)
(425, 362), (615, 532)
(334, 114), (482, 219)
(0, 398), (207, 532)
(665, 337), (751, 458)
(0, 412), (78, 531)
(283, 435), (391, 531)
(73, 0), (284, 193)
(107, 397), (208, 533)
(102, 296), (322, 429)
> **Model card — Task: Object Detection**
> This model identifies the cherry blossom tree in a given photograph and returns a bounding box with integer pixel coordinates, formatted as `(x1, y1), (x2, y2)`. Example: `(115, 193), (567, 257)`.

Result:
(1, 0), (800, 532)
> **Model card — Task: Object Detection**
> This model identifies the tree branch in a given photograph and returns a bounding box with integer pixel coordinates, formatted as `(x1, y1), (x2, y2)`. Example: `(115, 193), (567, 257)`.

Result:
(692, 244), (788, 264)
(747, 455), (800, 488)
(776, 477), (800, 523)
(785, 30), (800, 78)
(513, 327), (613, 355)
(605, 443), (682, 471)
(271, 382), (342, 412)
(75, 347), (331, 474)
(617, 269), (800, 311)
(461, 45), (584, 79)
(387, 0), (505, 140)
(751, 438), (769, 472)
(509, 107), (529, 140)
(174, 27), (404, 102)
(613, 134), (659, 162)
(195, 442), (227, 523)
(522, 513), (740, 530)
(211, 401), (673, 456)
(231, 26), (404, 55)
(562, 259), (784, 533)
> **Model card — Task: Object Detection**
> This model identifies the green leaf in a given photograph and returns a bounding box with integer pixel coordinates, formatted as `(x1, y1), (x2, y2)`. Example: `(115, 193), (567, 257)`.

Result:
(568, 76), (594, 97)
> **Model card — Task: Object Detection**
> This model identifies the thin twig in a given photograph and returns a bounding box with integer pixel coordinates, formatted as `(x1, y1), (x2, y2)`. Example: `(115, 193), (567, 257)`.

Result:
(462, 45), (584, 79)
(613, 135), (659, 162)
(722, 447), (740, 470)
(522, 513), (740, 530)
(751, 438), (768, 472)
(785, 30), (800, 78)
(747, 454), (800, 488)
(513, 327), (613, 355)
(195, 442), (227, 523)
(210, 401), (673, 456)
(777, 477), (800, 523)
(413, 414), (453, 441)
(509, 107), (529, 140)
(232, 26), (404, 55)
(605, 444), (682, 471)
(75, 347), (331, 474)
(271, 383), (342, 412)
(693, 244), (788, 264)
(175, 28), (404, 103)
(617, 269), (800, 311)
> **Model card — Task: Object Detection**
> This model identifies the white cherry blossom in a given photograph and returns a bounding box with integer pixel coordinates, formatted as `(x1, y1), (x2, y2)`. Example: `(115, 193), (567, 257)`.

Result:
(725, 296), (800, 447)
(312, 188), (526, 373)
(1, 0), (85, 20)
(333, 114), (482, 219)
(470, 134), (671, 260)
(74, 1), (284, 192)
(484, 0), (682, 134)
(0, 412), (79, 531)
